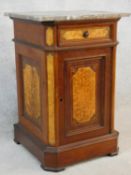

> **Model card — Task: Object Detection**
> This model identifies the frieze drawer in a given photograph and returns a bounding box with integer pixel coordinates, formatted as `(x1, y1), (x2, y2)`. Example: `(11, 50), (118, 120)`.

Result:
(58, 24), (112, 46)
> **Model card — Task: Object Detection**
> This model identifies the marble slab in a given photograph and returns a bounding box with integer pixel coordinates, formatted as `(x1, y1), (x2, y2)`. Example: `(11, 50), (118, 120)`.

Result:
(5, 10), (131, 22)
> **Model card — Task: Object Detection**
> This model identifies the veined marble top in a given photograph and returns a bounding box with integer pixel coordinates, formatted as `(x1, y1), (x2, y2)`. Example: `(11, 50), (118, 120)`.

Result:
(5, 10), (130, 22)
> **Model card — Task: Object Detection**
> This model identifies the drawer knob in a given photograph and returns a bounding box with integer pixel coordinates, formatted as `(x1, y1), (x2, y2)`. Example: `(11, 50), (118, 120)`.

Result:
(83, 31), (89, 38)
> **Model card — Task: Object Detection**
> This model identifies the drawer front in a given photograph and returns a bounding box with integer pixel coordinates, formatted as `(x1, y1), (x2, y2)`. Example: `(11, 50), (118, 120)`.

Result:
(58, 25), (111, 46)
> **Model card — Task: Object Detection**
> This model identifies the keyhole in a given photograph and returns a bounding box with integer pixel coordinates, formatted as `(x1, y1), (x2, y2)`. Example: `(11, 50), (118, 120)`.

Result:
(60, 98), (63, 102)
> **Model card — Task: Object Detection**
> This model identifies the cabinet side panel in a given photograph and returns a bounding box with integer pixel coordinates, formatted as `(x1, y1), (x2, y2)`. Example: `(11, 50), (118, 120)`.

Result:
(15, 43), (48, 143)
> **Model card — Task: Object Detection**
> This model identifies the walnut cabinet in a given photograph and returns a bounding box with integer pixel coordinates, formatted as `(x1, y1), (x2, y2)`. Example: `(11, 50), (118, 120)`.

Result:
(8, 14), (125, 171)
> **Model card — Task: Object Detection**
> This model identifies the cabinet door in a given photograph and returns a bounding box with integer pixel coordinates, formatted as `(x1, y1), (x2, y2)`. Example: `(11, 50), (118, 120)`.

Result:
(57, 48), (112, 144)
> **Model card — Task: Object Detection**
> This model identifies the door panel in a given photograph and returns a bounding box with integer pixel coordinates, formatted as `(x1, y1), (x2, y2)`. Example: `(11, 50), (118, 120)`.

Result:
(58, 48), (112, 144)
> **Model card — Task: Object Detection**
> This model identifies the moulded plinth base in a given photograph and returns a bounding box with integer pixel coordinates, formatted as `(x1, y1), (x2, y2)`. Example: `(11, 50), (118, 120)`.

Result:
(14, 124), (119, 172)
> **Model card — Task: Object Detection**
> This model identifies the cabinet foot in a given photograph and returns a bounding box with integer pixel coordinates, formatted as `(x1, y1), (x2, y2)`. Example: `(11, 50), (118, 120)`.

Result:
(108, 147), (119, 156)
(14, 138), (21, 145)
(41, 165), (65, 172)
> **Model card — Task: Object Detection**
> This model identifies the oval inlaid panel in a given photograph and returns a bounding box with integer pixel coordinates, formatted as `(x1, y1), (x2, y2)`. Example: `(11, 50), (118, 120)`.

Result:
(23, 64), (40, 120)
(72, 67), (96, 124)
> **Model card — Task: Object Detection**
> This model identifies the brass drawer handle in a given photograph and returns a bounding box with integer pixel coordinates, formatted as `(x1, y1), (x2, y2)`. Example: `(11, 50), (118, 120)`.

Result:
(83, 31), (89, 38)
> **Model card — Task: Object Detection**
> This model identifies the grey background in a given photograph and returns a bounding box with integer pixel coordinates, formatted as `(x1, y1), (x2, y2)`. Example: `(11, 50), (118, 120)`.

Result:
(0, 0), (131, 174)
